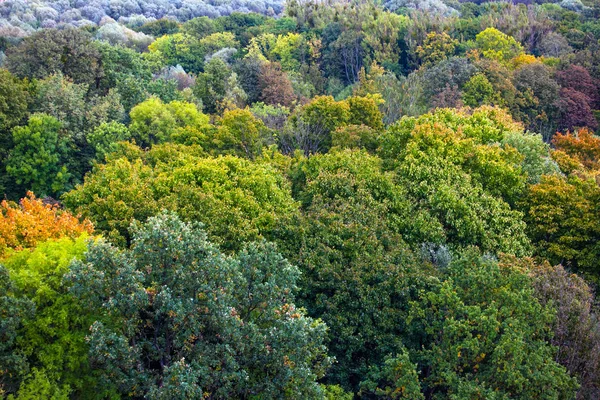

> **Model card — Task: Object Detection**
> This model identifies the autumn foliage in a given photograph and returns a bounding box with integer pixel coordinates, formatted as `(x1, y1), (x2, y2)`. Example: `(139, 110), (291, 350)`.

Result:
(0, 192), (93, 257)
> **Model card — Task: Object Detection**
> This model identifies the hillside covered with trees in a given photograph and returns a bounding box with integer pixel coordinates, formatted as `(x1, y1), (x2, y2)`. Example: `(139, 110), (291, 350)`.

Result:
(1, 0), (600, 398)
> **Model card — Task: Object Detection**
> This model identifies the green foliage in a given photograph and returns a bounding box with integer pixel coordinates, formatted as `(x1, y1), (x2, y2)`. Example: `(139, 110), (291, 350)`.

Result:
(379, 107), (531, 255)
(2, 235), (104, 398)
(359, 350), (424, 399)
(331, 124), (379, 152)
(0, 266), (34, 396)
(416, 32), (457, 67)
(148, 33), (204, 73)
(405, 250), (579, 399)
(501, 131), (559, 184)
(6, 114), (72, 197)
(128, 97), (209, 147)
(66, 212), (331, 399)
(5, 29), (103, 88)
(522, 174), (600, 282)
(345, 95), (384, 131)
(193, 58), (247, 114)
(462, 73), (499, 107)
(62, 148), (298, 251)
(475, 27), (524, 63)
(286, 149), (436, 391)
(212, 108), (269, 159)
(87, 122), (132, 162)
(0, 69), (29, 138)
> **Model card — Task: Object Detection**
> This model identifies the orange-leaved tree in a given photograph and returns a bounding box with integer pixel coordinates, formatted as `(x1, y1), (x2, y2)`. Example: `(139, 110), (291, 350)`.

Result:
(0, 192), (93, 257)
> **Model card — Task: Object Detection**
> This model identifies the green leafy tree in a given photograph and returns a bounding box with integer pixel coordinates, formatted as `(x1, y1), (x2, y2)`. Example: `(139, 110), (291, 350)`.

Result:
(66, 212), (330, 399)
(285, 149), (434, 391)
(0, 69), (30, 197)
(0, 69), (29, 146)
(416, 32), (457, 67)
(462, 73), (500, 107)
(345, 95), (384, 131)
(194, 58), (247, 114)
(62, 148), (298, 251)
(405, 250), (578, 399)
(5, 29), (103, 90)
(359, 350), (424, 399)
(475, 27), (524, 64)
(128, 98), (209, 147)
(522, 174), (600, 282)
(212, 108), (269, 159)
(281, 96), (350, 155)
(87, 122), (132, 162)
(6, 114), (72, 197)
(379, 107), (531, 255)
(148, 33), (204, 73)
(2, 235), (107, 399)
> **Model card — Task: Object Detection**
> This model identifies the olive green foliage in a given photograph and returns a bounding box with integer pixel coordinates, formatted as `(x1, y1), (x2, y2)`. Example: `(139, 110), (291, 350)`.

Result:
(210, 108), (270, 159)
(193, 58), (247, 114)
(416, 32), (457, 67)
(522, 174), (600, 282)
(62, 146), (298, 250)
(359, 349), (424, 399)
(0, 69), (29, 138)
(66, 212), (330, 399)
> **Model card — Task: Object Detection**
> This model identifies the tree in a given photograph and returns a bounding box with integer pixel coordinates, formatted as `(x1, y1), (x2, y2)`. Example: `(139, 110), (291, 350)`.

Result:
(405, 250), (578, 399)
(66, 212), (331, 399)
(0, 69), (30, 196)
(416, 32), (457, 67)
(194, 58), (247, 114)
(557, 87), (598, 132)
(0, 192), (92, 258)
(421, 57), (477, 107)
(462, 73), (500, 107)
(379, 107), (531, 255)
(5, 29), (103, 90)
(280, 96), (350, 155)
(552, 128), (600, 172)
(128, 98), (209, 147)
(555, 65), (599, 109)
(5, 114), (73, 197)
(62, 148), (298, 251)
(258, 62), (296, 107)
(345, 95), (384, 131)
(212, 108), (269, 159)
(148, 33), (204, 73)
(2, 235), (105, 398)
(505, 256), (600, 400)
(475, 27), (524, 64)
(522, 174), (600, 282)
(285, 149), (432, 392)
(0, 69), (29, 144)
(512, 62), (560, 140)
(87, 122), (132, 161)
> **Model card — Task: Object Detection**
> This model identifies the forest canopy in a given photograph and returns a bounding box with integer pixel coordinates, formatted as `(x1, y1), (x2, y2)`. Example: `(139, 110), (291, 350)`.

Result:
(1, 0), (600, 398)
